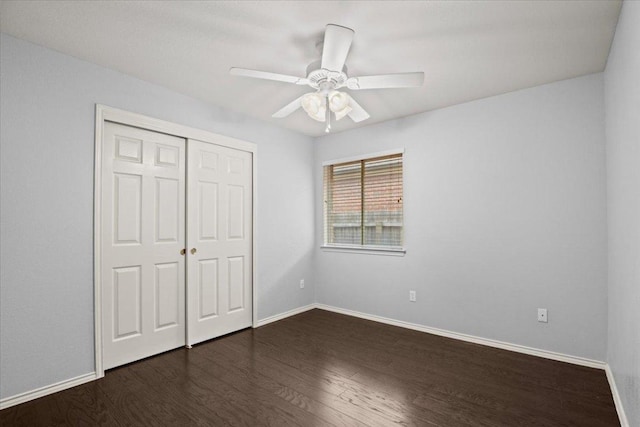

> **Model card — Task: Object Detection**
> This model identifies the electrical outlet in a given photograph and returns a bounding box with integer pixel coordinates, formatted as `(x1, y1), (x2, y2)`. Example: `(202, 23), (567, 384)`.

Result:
(299, 279), (305, 289)
(538, 308), (548, 323)
(409, 290), (416, 302)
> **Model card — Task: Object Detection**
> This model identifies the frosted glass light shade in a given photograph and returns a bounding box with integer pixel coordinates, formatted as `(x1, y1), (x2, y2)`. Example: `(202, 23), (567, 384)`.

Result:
(301, 92), (326, 122)
(328, 91), (352, 120)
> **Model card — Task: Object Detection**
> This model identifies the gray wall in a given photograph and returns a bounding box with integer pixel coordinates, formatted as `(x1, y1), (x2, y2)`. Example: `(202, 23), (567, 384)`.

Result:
(0, 34), (315, 399)
(315, 73), (608, 361)
(604, 1), (640, 424)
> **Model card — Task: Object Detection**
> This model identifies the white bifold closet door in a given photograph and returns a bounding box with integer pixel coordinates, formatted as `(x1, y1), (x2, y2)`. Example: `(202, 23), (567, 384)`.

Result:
(186, 140), (253, 346)
(102, 122), (186, 370)
(101, 122), (252, 370)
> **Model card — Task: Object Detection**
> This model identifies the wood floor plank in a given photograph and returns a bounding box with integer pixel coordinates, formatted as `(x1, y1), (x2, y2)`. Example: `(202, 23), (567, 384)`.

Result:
(0, 309), (620, 426)
(184, 344), (364, 427)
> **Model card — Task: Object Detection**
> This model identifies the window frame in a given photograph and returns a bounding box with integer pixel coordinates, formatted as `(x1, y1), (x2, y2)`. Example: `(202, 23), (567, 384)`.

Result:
(321, 149), (406, 256)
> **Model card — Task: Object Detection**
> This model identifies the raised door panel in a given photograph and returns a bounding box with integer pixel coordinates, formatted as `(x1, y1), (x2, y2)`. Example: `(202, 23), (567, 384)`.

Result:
(155, 262), (180, 330)
(155, 178), (180, 243)
(200, 151), (219, 171)
(113, 174), (142, 245)
(198, 259), (219, 319)
(113, 266), (142, 339)
(115, 136), (142, 163)
(198, 182), (218, 241)
(227, 256), (244, 312)
(227, 185), (244, 240)
(155, 144), (179, 168)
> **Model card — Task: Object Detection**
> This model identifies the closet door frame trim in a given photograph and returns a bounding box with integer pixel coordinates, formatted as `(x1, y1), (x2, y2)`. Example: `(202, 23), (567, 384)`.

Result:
(94, 104), (258, 378)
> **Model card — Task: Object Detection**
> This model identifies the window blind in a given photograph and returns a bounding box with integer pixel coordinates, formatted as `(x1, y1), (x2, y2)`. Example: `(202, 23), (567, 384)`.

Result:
(324, 153), (403, 248)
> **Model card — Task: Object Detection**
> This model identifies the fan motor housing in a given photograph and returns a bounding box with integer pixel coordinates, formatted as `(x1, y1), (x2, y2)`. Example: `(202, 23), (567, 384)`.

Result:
(306, 60), (348, 90)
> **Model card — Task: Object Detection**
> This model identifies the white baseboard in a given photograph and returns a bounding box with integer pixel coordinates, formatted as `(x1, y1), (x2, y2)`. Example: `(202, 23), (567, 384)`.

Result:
(605, 364), (630, 427)
(0, 303), (315, 411)
(320, 303), (630, 424)
(255, 303), (317, 327)
(3, 304), (623, 423)
(315, 304), (606, 370)
(0, 372), (97, 410)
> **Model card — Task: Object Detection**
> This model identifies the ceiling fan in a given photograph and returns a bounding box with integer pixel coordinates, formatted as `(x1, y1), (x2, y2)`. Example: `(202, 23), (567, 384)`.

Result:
(230, 24), (424, 133)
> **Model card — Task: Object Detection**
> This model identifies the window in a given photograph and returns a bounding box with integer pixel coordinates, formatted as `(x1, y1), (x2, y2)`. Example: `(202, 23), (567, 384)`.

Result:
(323, 151), (404, 251)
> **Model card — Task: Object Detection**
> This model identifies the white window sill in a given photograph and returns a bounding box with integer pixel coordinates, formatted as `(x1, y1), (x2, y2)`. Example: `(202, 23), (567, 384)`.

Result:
(320, 245), (406, 257)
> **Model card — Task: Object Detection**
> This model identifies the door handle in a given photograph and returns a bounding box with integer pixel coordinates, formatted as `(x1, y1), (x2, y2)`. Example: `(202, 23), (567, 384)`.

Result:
(190, 248), (197, 255)
(180, 248), (186, 256)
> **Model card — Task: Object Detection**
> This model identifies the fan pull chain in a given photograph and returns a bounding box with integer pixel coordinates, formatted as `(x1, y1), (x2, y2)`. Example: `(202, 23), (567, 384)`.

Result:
(325, 97), (331, 133)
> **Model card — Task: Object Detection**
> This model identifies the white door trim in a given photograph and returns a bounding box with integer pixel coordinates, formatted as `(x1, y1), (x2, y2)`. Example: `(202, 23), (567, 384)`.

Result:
(94, 104), (258, 378)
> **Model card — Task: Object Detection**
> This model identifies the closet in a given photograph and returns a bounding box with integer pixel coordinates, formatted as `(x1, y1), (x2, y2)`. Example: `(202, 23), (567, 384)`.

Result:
(98, 116), (253, 370)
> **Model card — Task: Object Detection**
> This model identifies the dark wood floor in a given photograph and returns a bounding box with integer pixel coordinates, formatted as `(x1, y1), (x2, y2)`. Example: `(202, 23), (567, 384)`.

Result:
(1, 309), (619, 426)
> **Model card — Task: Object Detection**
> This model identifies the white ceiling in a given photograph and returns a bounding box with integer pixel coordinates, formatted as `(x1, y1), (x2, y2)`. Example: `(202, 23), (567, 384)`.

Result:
(0, 1), (622, 137)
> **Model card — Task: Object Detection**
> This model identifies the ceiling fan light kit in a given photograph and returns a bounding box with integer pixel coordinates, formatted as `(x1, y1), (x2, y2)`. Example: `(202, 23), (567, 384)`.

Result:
(230, 24), (424, 132)
(299, 91), (354, 133)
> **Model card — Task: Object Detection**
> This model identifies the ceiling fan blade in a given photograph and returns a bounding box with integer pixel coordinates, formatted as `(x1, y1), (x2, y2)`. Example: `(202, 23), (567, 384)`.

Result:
(321, 24), (355, 72)
(230, 67), (308, 85)
(346, 72), (424, 90)
(272, 95), (304, 118)
(346, 95), (370, 123)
